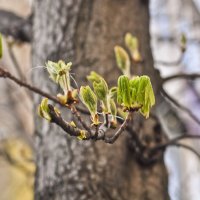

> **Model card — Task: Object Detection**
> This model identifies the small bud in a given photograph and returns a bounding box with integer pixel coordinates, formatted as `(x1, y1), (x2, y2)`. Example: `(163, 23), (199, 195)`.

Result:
(114, 46), (130, 77)
(0, 33), (2, 59)
(77, 130), (87, 140)
(70, 121), (76, 128)
(38, 98), (51, 121)
(180, 33), (187, 52)
(125, 33), (142, 62)
(57, 93), (67, 104)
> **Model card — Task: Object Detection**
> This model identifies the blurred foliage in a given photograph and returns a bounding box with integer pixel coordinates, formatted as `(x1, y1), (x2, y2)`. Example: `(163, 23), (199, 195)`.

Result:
(0, 137), (35, 200)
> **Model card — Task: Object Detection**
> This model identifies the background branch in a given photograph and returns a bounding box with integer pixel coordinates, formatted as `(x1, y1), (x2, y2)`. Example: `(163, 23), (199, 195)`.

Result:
(0, 9), (32, 42)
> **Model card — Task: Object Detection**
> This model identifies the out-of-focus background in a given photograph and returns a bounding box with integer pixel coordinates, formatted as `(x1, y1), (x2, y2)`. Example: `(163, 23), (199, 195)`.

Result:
(0, 0), (200, 200)
(0, 1), (34, 200)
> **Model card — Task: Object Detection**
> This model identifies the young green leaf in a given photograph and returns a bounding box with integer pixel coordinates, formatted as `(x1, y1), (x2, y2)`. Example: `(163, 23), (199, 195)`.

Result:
(46, 60), (72, 94)
(109, 87), (117, 101)
(129, 76), (140, 103)
(80, 86), (97, 117)
(125, 33), (142, 62)
(93, 78), (108, 101)
(38, 98), (51, 121)
(117, 75), (131, 108)
(87, 71), (102, 84)
(114, 46), (130, 77)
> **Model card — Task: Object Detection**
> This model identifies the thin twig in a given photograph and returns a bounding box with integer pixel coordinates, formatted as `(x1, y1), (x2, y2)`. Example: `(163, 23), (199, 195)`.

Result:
(161, 87), (200, 125)
(163, 73), (200, 83)
(103, 112), (132, 144)
(71, 105), (91, 134)
(0, 67), (62, 105)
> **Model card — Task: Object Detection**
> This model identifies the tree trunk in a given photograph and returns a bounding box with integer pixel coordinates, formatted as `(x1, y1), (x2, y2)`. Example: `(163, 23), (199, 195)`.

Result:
(32, 0), (169, 199)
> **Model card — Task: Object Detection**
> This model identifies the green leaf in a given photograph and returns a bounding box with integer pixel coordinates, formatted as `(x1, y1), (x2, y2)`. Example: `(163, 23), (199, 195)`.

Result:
(114, 46), (130, 77)
(46, 60), (72, 95)
(117, 75), (131, 108)
(87, 71), (103, 83)
(125, 33), (138, 52)
(38, 98), (51, 121)
(137, 76), (155, 118)
(125, 33), (142, 62)
(80, 86), (97, 116)
(109, 87), (117, 100)
(0, 33), (2, 59)
(93, 78), (108, 101)
(129, 76), (140, 103)
(109, 99), (117, 117)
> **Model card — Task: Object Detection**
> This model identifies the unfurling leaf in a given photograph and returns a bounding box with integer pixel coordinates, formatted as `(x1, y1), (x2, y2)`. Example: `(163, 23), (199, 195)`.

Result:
(125, 33), (142, 62)
(109, 87), (117, 101)
(80, 86), (97, 117)
(114, 46), (130, 77)
(0, 33), (2, 59)
(87, 71), (103, 83)
(93, 78), (108, 101)
(117, 75), (131, 108)
(137, 76), (155, 118)
(46, 60), (72, 94)
(117, 75), (155, 117)
(38, 98), (51, 121)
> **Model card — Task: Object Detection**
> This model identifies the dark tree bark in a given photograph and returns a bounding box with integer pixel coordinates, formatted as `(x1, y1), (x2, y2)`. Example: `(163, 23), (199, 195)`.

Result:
(32, 0), (169, 199)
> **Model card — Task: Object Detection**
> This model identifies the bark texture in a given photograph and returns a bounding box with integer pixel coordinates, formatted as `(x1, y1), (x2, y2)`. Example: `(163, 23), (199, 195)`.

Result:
(32, 0), (169, 199)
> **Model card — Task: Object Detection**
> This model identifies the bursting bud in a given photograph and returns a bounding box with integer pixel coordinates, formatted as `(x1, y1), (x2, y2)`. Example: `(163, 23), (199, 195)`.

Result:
(180, 33), (187, 52)
(114, 46), (131, 77)
(46, 60), (72, 94)
(125, 33), (142, 63)
(38, 98), (51, 121)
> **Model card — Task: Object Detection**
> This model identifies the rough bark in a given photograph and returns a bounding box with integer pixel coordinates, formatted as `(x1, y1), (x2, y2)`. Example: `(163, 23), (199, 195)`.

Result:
(32, 0), (169, 199)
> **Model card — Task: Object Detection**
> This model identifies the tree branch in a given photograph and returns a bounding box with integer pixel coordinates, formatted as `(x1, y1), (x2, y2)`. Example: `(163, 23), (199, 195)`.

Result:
(161, 87), (200, 125)
(163, 73), (200, 83)
(0, 67), (61, 105)
(0, 10), (32, 42)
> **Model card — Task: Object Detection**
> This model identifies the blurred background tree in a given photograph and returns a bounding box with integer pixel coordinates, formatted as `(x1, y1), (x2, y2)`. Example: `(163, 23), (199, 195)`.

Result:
(0, 0), (200, 200)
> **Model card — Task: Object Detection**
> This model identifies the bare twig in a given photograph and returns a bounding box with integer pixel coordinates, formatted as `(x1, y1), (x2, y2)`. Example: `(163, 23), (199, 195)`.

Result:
(161, 87), (200, 125)
(48, 104), (132, 144)
(71, 105), (91, 134)
(163, 73), (200, 83)
(0, 67), (62, 105)
(103, 112), (132, 144)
